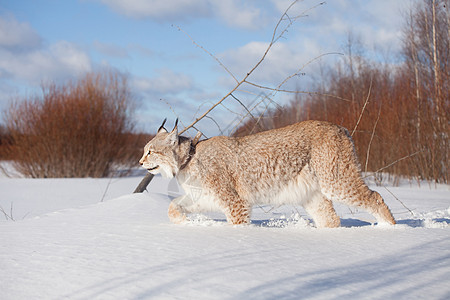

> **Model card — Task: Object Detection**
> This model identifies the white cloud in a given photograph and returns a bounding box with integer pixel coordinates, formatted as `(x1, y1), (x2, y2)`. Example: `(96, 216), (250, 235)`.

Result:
(98, 0), (210, 21)
(0, 41), (92, 84)
(133, 69), (193, 94)
(219, 39), (325, 89)
(301, 0), (407, 56)
(50, 42), (92, 75)
(212, 0), (267, 30)
(0, 15), (92, 94)
(359, 0), (408, 53)
(97, 0), (268, 30)
(128, 44), (154, 57)
(93, 40), (129, 58)
(269, 0), (295, 14)
(0, 15), (41, 50)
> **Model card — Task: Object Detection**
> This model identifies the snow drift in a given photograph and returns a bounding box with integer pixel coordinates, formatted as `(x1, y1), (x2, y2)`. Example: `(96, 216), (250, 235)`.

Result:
(1, 175), (449, 299)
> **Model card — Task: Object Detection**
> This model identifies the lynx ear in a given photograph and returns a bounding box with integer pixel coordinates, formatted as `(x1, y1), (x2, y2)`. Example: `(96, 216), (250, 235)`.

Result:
(167, 118), (178, 145)
(158, 118), (168, 134)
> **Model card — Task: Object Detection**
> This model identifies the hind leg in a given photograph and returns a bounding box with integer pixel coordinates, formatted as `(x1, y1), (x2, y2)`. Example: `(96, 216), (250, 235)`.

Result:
(332, 185), (395, 225)
(360, 190), (395, 225)
(304, 193), (341, 228)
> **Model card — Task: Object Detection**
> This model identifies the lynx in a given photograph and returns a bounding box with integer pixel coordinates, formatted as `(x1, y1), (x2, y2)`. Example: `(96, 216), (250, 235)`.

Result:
(139, 119), (396, 227)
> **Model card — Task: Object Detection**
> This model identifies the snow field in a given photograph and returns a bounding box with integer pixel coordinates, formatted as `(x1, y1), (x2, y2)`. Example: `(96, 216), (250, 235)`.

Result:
(1, 174), (449, 299)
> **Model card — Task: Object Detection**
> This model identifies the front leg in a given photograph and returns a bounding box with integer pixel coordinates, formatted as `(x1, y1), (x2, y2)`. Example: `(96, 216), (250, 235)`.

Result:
(168, 201), (187, 224)
(215, 187), (251, 225)
(167, 194), (193, 224)
(168, 192), (202, 224)
(225, 203), (251, 225)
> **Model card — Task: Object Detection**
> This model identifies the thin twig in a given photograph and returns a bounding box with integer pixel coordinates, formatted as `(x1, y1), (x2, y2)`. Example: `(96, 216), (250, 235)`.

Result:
(229, 93), (279, 134)
(230, 94), (257, 120)
(365, 105), (381, 173)
(219, 101), (246, 118)
(100, 175), (113, 202)
(250, 95), (278, 134)
(0, 206), (8, 221)
(204, 116), (224, 135)
(179, 1), (304, 135)
(271, 52), (343, 93)
(244, 81), (353, 102)
(0, 203), (15, 221)
(373, 177), (414, 216)
(174, 25), (239, 84)
(352, 77), (373, 136)
(364, 150), (424, 177)
(160, 98), (180, 119)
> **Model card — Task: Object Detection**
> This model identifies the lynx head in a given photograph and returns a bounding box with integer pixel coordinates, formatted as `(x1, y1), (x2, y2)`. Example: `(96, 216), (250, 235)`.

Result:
(139, 119), (180, 178)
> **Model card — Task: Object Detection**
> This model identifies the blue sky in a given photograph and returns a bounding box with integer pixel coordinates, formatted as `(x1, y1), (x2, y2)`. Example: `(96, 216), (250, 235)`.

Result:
(0, 0), (411, 136)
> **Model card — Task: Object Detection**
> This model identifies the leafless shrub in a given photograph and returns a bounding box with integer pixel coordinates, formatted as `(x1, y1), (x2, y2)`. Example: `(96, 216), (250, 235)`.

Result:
(0, 125), (13, 160)
(3, 70), (144, 178)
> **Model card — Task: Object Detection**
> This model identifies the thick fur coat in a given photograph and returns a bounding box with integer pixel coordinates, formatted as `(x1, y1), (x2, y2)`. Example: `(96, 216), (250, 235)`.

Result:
(139, 120), (395, 227)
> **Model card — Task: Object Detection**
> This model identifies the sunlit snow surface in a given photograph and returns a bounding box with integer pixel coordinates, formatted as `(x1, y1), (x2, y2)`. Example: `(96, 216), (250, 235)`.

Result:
(1, 172), (449, 300)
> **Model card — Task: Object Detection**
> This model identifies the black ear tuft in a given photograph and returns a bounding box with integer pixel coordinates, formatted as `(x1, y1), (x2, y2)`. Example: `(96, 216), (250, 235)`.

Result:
(158, 118), (167, 134)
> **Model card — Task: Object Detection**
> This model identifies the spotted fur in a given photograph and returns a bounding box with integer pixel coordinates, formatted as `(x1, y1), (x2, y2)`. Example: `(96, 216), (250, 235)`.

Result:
(139, 120), (395, 227)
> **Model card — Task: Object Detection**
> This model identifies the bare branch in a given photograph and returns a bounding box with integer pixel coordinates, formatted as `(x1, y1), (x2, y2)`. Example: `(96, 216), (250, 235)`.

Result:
(0, 203), (15, 221)
(133, 173), (154, 193)
(204, 115), (224, 135)
(374, 177), (414, 216)
(229, 93), (280, 135)
(179, 85), (241, 135)
(174, 25), (239, 84)
(365, 150), (424, 176)
(243, 81), (352, 102)
(352, 77), (373, 136)
(219, 101), (246, 118)
(179, 2), (303, 135)
(249, 98), (276, 135)
(245, 1), (306, 78)
(272, 52), (343, 93)
(177, 1), (329, 135)
(230, 93), (257, 120)
(365, 105), (381, 173)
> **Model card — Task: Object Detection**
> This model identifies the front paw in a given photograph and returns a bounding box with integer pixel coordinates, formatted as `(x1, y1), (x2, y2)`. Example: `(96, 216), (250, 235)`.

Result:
(168, 202), (187, 224)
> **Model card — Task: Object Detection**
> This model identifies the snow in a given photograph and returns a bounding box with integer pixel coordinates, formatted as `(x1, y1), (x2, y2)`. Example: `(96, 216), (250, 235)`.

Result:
(1, 172), (449, 299)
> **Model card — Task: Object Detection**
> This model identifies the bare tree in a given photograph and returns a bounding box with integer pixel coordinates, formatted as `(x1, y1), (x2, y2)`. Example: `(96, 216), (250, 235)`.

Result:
(402, 0), (449, 182)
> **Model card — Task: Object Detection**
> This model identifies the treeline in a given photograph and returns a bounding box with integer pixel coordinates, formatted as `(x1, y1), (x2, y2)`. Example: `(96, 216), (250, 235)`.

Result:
(1, 71), (151, 178)
(235, 0), (448, 184)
